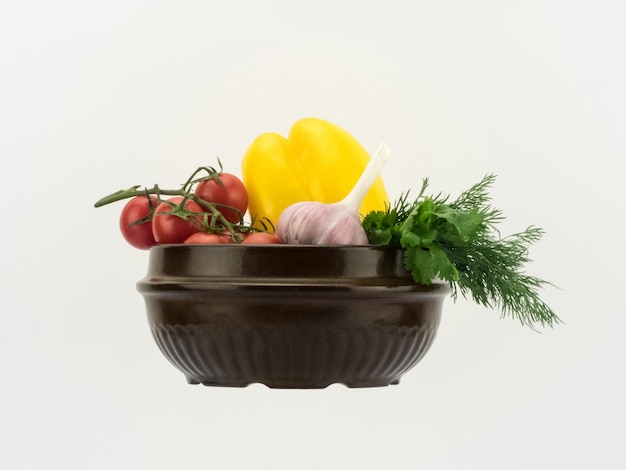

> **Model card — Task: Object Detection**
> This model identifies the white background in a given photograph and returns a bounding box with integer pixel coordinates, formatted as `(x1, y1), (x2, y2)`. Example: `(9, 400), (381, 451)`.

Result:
(2, 1), (625, 469)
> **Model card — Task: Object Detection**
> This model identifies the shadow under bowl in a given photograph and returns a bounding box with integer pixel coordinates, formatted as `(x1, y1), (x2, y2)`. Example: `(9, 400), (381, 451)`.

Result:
(137, 244), (450, 389)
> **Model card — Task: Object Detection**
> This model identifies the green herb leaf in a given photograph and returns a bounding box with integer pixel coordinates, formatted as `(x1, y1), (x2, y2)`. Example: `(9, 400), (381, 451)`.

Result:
(362, 174), (559, 328)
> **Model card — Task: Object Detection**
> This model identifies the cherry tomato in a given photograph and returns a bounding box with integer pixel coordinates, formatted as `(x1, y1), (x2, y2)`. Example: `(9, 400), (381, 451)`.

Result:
(241, 232), (280, 244)
(194, 173), (248, 223)
(119, 195), (158, 250)
(152, 196), (203, 244)
(184, 232), (233, 244)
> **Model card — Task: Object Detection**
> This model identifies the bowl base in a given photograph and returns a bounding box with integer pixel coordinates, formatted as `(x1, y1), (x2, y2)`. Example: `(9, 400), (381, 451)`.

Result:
(185, 375), (402, 389)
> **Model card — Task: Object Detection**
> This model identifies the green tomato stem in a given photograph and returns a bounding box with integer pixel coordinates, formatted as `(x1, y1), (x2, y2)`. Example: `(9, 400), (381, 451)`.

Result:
(93, 185), (185, 207)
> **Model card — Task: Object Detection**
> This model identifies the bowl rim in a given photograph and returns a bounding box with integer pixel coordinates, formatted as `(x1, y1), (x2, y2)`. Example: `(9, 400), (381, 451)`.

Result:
(139, 243), (450, 291)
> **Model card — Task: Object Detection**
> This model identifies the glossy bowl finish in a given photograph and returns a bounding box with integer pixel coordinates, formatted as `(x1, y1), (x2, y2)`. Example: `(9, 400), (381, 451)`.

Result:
(137, 245), (449, 389)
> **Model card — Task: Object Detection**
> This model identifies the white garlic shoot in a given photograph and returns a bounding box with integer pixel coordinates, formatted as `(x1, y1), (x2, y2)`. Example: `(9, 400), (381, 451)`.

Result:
(276, 142), (391, 245)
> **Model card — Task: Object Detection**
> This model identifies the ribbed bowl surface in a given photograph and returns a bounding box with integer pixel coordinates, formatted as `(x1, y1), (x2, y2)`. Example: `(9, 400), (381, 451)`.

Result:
(137, 245), (449, 388)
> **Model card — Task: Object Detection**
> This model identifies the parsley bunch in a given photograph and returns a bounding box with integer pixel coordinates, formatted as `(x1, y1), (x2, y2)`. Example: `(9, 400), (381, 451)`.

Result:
(362, 174), (559, 328)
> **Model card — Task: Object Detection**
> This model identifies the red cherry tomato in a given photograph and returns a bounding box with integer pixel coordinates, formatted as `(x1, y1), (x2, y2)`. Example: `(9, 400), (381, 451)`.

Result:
(184, 232), (233, 244)
(152, 196), (203, 244)
(241, 232), (280, 244)
(119, 195), (158, 250)
(194, 173), (248, 223)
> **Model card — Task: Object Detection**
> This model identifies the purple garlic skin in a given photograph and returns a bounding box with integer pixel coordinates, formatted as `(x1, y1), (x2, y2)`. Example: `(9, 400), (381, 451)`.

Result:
(276, 201), (368, 245)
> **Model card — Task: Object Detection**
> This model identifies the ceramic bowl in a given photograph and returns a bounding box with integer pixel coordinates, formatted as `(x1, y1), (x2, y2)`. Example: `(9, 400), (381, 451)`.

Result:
(137, 245), (449, 389)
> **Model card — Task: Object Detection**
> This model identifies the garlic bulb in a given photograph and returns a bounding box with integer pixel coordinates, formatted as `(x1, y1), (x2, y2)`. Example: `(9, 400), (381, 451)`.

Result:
(276, 143), (390, 245)
(276, 202), (368, 244)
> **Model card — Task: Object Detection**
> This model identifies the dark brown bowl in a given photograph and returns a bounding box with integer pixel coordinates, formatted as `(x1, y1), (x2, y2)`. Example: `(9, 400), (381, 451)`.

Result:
(137, 245), (450, 389)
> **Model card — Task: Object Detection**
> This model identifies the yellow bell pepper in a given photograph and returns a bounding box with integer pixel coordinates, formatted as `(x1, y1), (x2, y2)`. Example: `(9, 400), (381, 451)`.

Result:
(241, 117), (389, 228)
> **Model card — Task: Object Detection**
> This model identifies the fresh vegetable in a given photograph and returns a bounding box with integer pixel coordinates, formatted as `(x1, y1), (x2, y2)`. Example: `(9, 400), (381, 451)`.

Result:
(276, 143), (390, 245)
(241, 117), (389, 228)
(119, 195), (158, 250)
(194, 172), (248, 223)
(184, 232), (234, 244)
(94, 164), (267, 248)
(362, 174), (559, 328)
(152, 196), (203, 244)
(241, 232), (280, 244)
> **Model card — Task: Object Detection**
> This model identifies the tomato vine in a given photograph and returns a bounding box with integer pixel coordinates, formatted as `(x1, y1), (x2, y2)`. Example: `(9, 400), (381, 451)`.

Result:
(95, 163), (272, 245)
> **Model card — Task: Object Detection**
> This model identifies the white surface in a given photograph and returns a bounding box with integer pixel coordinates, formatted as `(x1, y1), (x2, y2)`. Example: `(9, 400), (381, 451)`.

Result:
(1, 1), (624, 469)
